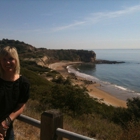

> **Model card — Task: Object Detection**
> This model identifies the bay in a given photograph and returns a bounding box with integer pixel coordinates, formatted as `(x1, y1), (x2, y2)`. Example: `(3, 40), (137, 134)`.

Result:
(67, 49), (140, 101)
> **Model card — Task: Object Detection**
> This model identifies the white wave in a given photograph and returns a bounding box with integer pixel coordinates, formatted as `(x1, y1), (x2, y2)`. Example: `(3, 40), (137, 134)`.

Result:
(67, 64), (140, 97)
(67, 65), (99, 81)
(136, 93), (140, 96)
(115, 85), (127, 91)
(114, 85), (138, 94)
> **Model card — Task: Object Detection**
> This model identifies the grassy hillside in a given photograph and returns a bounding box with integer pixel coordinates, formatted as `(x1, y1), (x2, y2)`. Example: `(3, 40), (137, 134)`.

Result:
(19, 65), (140, 140)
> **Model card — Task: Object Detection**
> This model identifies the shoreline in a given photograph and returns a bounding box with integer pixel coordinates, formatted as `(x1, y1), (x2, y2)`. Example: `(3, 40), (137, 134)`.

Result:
(49, 61), (127, 108)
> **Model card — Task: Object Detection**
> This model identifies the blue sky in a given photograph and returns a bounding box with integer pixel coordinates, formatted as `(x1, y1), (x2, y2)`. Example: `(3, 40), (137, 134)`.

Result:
(0, 0), (140, 50)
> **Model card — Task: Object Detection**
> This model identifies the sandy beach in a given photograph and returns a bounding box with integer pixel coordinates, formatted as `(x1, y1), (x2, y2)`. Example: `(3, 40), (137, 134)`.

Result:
(49, 61), (127, 108)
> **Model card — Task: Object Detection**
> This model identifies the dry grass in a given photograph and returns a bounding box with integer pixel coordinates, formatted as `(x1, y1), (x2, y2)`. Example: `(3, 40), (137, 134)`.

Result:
(14, 121), (40, 140)
(63, 115), (122, 140)
(13, 99), (122, 140)
(14, 100), (140, 140)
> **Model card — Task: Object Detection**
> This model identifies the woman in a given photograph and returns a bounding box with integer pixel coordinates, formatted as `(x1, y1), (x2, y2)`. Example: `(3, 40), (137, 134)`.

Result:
(0, 46), (30, 140)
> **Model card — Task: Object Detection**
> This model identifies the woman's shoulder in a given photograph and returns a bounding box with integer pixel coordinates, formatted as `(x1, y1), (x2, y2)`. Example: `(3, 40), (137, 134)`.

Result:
(19, 75), (30, 85)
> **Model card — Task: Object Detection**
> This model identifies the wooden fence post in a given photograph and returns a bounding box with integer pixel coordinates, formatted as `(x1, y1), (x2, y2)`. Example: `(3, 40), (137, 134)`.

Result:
(40, 109), (63, 140)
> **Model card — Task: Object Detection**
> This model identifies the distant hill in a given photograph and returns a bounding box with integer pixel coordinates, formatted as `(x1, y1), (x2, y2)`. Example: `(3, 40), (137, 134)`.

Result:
(0, 39), (96, 64)
(0, 39), (36, 53)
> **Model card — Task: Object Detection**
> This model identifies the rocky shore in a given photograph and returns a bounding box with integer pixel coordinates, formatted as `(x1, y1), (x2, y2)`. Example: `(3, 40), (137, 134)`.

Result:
(95, 59), (125, 64)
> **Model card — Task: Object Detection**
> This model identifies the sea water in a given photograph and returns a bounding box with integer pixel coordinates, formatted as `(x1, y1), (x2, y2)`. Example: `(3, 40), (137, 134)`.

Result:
(67, 49), (140, 101)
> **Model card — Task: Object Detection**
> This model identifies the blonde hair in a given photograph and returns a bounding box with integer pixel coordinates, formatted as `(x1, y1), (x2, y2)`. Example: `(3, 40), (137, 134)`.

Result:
(0, 46), (20, 75)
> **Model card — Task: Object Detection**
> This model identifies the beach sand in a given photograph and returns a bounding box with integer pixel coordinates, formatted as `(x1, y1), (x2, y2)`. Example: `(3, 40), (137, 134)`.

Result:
(49, 61), (127, 108)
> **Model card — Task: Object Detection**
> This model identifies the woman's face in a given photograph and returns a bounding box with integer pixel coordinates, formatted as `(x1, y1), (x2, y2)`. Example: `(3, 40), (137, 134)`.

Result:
(0, 55), (17, 73)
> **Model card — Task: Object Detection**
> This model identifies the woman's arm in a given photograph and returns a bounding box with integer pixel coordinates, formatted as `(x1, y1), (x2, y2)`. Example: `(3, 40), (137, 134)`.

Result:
(0, 103), (26, 137)
(9, 103), (26, 121)
(1, 103), (25, 128)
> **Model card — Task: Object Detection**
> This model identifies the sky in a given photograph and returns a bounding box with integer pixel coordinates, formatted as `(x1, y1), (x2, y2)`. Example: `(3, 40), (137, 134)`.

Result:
(0, 0), (140, 50)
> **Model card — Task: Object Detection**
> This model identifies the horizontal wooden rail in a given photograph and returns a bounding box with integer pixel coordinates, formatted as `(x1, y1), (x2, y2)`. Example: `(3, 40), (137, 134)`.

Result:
(17, 114), (41, 128)
(56, 128), (95, 140)
(16, 111), (94, 140)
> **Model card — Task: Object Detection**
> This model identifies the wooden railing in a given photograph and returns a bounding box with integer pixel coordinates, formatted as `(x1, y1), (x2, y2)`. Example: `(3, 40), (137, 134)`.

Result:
(17, 110), (95, 140)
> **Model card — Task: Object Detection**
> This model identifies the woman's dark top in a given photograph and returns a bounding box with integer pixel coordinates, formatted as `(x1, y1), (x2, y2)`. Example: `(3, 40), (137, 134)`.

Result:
(0, 76), (30, 122)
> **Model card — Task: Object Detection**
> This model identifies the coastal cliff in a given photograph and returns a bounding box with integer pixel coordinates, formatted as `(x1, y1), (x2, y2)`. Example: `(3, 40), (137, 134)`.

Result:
(0, 39), (96, 64)
(0, 39), (124, 65)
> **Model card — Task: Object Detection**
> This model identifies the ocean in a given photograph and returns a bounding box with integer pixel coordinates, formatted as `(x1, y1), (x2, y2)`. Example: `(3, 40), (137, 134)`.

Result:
(67, 49), (140, 101)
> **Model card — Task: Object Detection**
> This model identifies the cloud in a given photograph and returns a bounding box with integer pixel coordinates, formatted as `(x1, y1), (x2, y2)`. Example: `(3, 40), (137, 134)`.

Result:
(92, 5), (140, 19)
(52, 5), (140, 32)
(52, 21), (85, 32)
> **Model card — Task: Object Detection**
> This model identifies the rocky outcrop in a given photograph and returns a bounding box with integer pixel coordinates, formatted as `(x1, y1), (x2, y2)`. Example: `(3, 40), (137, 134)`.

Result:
(24, 56), (49, 67)
(37, 56), (49, 67)
(95, 59), (125, 64)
